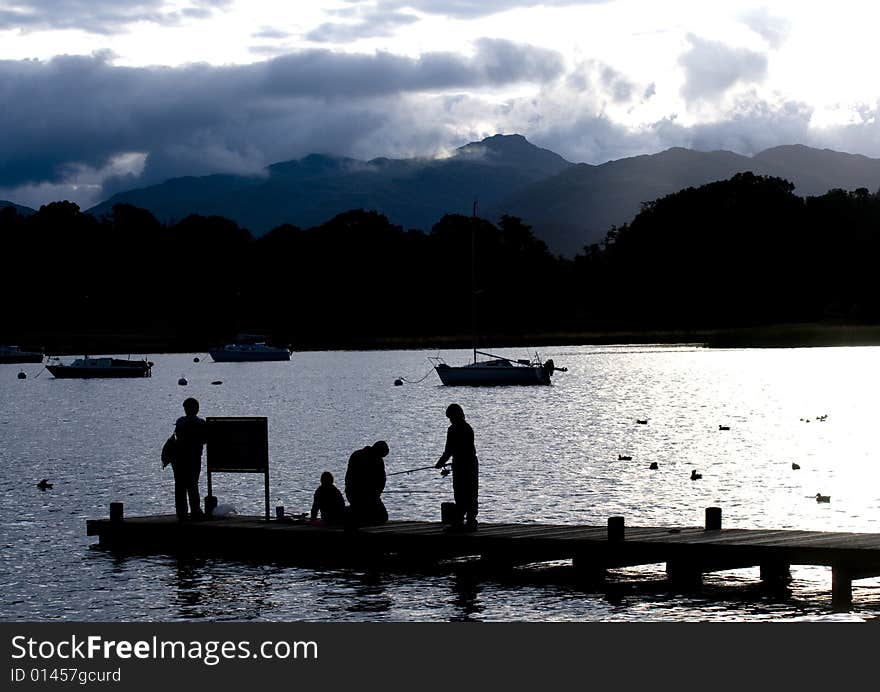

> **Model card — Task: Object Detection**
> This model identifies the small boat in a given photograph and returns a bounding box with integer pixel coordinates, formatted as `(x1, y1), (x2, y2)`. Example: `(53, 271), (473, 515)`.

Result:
(432, 350), (564, 386)
(46, 356), (153, 379)
(0, 345), (43, 364)
(429, 205), (564, 387)
(208, 335), (290, 362)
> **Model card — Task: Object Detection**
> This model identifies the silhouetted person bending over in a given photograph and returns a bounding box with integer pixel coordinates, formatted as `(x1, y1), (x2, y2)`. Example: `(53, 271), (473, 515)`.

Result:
(310, 471), (346, 526)
(435, 403), (478, 532)
(345, 440), (389, 526)
(173, 397), (207, 520)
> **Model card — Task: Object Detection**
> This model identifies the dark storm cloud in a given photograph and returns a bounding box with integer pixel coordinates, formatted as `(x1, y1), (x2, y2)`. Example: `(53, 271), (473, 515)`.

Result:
(679, 34), (768, 103)
(0, 41), (564, 188)
(525, 96), (817, 166)
(0, 0), (230, 34)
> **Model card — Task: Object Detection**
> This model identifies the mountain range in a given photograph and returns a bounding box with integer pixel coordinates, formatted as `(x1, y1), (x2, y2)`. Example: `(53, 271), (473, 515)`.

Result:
(19, 135), (880, 257)
(0, 200), (35, 216)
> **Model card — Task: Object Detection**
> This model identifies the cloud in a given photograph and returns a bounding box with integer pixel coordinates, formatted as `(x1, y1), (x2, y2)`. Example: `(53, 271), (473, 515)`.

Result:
(0, 1), (230, 34)
(679, 34), (768, 104)
(308, 0), (608, 41)
(252, 27), (292, 40)
(0, 43), (563, 200)
(598, 65), (635, 103)
(2, 39), (879, 212)
(565, 60), (639, 104)
(740, 7), (791, 49)
(375, 1), (606, 20)
(307, 8), (420, 42)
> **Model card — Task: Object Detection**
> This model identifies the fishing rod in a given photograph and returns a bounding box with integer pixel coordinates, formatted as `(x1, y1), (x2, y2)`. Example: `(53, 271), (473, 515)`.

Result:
(387, 464), (440, 477)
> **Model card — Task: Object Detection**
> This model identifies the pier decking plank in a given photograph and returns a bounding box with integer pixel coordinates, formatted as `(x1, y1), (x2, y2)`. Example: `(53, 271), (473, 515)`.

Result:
(85, 514), (880, 607)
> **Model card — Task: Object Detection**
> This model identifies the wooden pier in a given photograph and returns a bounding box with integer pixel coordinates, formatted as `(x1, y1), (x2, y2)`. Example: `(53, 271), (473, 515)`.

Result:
(86, 507), (880, 608)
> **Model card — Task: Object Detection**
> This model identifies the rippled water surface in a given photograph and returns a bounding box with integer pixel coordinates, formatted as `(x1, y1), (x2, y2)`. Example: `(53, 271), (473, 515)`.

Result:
(2, 345), (880, 621)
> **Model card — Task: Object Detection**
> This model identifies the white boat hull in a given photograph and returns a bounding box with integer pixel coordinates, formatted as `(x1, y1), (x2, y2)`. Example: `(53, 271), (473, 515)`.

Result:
(434, 362), (551, 386)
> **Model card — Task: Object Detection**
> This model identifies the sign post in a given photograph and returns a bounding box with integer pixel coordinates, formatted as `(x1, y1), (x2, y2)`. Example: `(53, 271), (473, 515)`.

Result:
(205, 416), (270, 520)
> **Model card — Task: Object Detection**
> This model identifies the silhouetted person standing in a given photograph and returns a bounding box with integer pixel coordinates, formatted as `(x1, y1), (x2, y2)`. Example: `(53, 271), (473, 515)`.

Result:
(435, 404), (478, 532)
(345, 440), (389, 526)
(173, 397), (207, 520)
(310, 471), (346, 526)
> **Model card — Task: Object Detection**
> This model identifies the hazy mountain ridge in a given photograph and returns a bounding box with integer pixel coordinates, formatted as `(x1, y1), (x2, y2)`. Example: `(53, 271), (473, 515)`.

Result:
(1, 200), (35, 215)
(497, 145), (880, 256)
(82, 135), (880, 256)
(88, 134), (574, 235)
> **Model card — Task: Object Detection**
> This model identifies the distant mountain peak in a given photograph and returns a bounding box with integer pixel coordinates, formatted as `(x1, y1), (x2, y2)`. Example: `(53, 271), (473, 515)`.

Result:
(456, 133), (536, 156)
(452, 133), (572, 175)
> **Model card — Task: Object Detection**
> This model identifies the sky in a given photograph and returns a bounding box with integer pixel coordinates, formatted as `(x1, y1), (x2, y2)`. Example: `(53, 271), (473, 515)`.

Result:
(1, 0), (878, 209)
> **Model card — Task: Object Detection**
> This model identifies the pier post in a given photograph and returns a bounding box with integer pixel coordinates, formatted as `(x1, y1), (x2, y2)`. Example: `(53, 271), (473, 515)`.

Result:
(204, 495), (217, 516)
(109, 502), (123, 522)
(608, 516), (625, 541)
(759, 561), (791, 585)
(832, 567), (853, 609)
(573, 555), (607, 585)
(705, 507), (722, 531)
(666, 561), (702, 588)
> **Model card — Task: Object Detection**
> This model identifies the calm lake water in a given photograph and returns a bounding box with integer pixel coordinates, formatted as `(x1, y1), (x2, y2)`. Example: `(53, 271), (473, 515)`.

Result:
(2, 345), (879, 621)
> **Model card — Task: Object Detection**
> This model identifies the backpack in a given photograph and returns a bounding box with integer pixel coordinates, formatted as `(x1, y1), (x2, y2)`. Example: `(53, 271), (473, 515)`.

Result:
(161, 434), (177, 469)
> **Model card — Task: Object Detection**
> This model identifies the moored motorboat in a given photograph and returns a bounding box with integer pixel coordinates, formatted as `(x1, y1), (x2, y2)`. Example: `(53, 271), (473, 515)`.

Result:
(208, 338), (291, 362)
(0, 345), (44, 364)
(46, 356), (153, 378)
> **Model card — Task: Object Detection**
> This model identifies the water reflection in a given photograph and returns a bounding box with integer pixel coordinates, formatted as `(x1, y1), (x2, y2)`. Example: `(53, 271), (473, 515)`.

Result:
(344, 572), (393, 616)
(449, 572), (483, 621)
(170, 558), (281, 620)
(6, 346), (880, 621)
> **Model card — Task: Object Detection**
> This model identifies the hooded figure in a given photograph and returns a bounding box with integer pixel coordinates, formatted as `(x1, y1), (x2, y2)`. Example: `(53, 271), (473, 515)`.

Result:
(345, 440), (389, 525)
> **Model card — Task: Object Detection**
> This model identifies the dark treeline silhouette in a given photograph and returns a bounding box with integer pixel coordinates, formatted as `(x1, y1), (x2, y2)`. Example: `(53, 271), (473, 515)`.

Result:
(2, 171), (879, 352)
(577, 172), (880, 329)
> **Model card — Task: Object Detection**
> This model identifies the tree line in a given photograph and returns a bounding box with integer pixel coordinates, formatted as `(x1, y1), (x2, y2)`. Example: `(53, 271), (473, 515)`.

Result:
(2, 171), (879, 352)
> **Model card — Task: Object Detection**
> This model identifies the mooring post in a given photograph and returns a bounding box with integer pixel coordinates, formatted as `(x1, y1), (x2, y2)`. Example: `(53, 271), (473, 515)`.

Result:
(204, 495), (217, 516)
(608, 516), (625, 541)
(109, 502), (123, 522)
(705, 507), (722, 531)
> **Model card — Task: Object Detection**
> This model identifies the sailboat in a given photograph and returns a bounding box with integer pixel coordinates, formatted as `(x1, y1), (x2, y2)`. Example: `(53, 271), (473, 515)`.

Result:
(433, 349), (563, 386)
(431, 202), (566, 386)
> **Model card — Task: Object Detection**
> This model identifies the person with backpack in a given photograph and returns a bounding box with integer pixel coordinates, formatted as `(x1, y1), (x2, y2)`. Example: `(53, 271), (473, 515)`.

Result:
(172, 397), (208, 520)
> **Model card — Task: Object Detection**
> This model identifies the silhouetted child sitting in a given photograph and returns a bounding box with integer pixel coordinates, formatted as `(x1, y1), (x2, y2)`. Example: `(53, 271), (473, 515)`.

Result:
(310, 471), (346, 526)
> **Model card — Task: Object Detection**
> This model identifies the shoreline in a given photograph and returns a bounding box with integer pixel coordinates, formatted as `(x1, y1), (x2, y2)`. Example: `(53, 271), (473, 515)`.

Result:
(8, 323), (880, 356)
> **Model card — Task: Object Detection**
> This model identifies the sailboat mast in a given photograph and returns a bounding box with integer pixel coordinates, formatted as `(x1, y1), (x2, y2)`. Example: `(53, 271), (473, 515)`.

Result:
(471, 198), (477, 365)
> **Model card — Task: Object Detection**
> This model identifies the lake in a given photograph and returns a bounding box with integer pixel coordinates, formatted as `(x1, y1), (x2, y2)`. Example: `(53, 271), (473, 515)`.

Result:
(2, 345), (879, 621)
